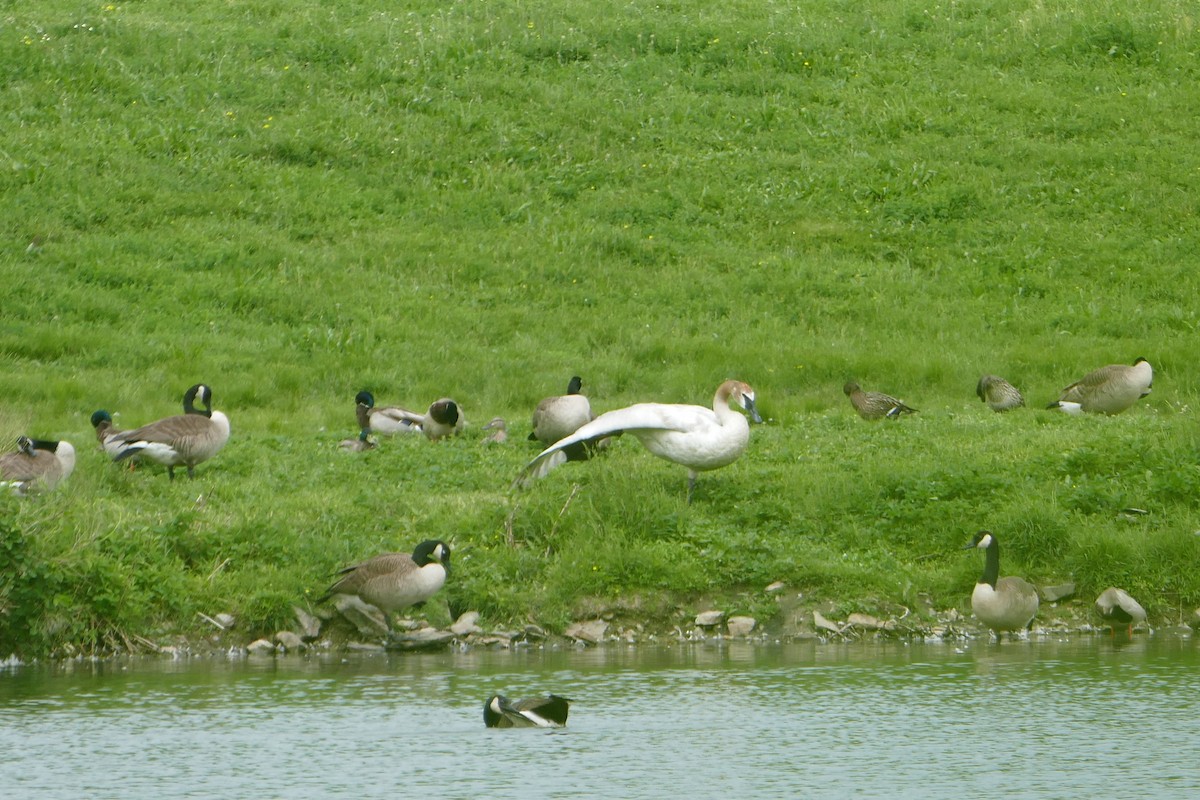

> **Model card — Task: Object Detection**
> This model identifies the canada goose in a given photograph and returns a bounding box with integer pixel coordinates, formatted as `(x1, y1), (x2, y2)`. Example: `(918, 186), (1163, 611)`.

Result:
(530, 375), (603, 464)
(843, 381), (917, 420)
(354, 391), (422, 436)
(530, 376), (593, 444)
(0, 436), (76, 494)
(482, 417), (508, 445)
(483, 694), (571, 728)
(110, 383), (231, 480)
(976, 375), (1025, 412)
(964, 530), (1039, 639)
(338, 429), (377, 452)
(319, 540), (451, 628)
(1095, 587), (1147, 635)
(519, 380), (762, 503)
(90, 409), (129, 460)
(420, 398), (465, 441)
(1047, 358), (1153, 415)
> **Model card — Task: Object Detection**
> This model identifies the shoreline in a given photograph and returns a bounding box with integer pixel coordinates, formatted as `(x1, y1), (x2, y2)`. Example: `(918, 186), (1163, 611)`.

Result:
(5, 596), (1194, 669)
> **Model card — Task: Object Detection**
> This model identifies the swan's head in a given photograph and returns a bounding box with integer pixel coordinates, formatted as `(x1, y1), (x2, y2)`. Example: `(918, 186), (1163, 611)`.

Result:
(727, 381), (763, 423)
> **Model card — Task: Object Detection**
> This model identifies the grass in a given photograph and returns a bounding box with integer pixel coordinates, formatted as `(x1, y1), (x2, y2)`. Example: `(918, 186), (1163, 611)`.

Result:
(1, 0), (1199, 655)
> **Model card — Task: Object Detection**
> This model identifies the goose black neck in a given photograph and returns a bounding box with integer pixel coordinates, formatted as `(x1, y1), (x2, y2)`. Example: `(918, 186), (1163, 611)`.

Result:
(979, 539), (1000, 588)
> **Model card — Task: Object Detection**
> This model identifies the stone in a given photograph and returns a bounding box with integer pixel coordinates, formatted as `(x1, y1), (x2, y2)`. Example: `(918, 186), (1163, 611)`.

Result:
(386, 629), (455, 651)
(476, 636), (512, 648)
(293, 606), (322, 641)
(522, 624), (547, 640)
(333, 595), (389, 636)
(1190, 609), (1200, 630)
(813, 611), (841, 633)
(1040, 583), (1076, 603)
(847, 612), (883, 630)
(765, 581), (786, 593)
(727, 616), (756, 637)
(565, 619), (609, 644)
(695, 610), (725, 627)
(215, 613), (236, 630)
(274, 631), (304, 651)
(246, 638), (277, 656)
(449, 611), (482, 636)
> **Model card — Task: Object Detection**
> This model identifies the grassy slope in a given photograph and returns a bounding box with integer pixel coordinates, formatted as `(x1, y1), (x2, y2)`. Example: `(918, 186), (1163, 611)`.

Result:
(1, 0), (1198, 654)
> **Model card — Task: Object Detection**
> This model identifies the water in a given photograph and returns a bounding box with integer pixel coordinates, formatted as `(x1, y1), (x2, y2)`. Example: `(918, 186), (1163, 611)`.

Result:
(2, 635), (1198, 799)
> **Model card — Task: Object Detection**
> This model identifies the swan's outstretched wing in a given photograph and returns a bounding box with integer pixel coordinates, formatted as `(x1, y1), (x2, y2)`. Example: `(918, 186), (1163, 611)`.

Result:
(518, 403), (713, 483)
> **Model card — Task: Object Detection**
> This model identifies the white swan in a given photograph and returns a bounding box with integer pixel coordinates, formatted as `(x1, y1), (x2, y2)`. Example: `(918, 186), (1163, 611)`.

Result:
(518, 379), (762, 502)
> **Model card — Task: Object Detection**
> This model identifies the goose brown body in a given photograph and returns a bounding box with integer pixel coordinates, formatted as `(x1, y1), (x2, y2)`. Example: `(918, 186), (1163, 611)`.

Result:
(966, 531), (1039, 638)
(320, 540), (451, 618)
(530, 376), (593, 445)
(1048, 358), (1153, 415)
(110, 384), (230, 480)
(0, 437), (76, 494)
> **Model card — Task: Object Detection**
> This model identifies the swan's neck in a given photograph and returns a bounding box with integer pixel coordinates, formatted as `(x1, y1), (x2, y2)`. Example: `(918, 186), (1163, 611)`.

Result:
(712, 381), (738, 416)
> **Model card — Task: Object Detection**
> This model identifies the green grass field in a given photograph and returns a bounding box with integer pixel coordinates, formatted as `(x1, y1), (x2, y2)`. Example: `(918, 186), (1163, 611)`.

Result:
(2, 0), (1198, 655)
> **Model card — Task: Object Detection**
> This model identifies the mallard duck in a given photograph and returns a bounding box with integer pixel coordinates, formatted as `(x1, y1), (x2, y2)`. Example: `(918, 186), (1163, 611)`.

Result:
(964, 530), (1039, 639)
(355, 391), (464, 441)
(0, 436), (76, 494)
(110, 383), (231, 480)
(483, 694), (571, 728)
(843, 381), (917, 420)
(338, 429), (377, 452)
(319, 540), (451, 628)
(519, 380), (762, 503)
(354, 391), (422, 436)
(976, 375), (1025, 412)
(90, 409), (130, 461)
(1095, 587), (1147, 635)
(1047, 358), (1153, 415)
(481, 417), (508, 445)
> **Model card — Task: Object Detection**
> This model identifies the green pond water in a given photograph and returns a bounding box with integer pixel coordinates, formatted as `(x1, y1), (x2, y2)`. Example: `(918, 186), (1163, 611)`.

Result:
(1, 635), (1197, 799)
